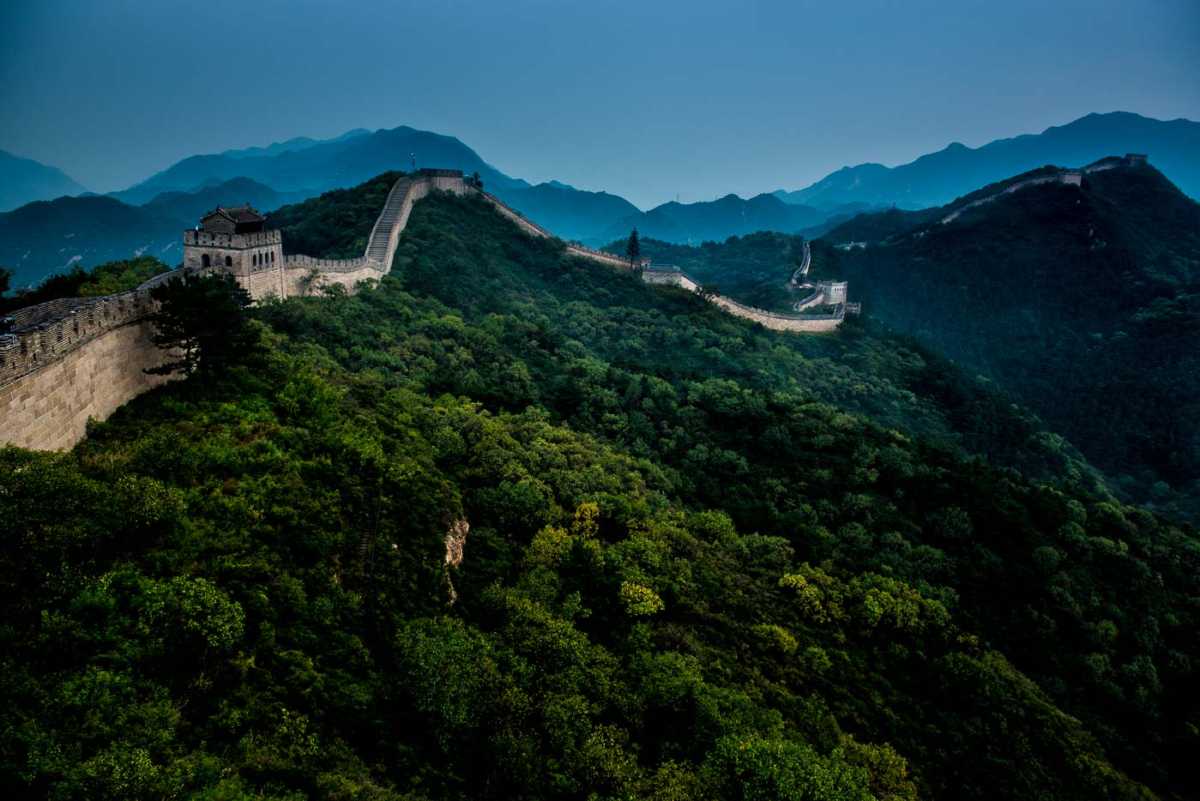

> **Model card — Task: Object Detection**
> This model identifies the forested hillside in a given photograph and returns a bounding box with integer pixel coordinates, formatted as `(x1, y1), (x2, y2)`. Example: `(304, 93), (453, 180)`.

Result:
(827, 161), (1200, 518)
(602, 232), (807, 312)
(2, 181), (1197, 800)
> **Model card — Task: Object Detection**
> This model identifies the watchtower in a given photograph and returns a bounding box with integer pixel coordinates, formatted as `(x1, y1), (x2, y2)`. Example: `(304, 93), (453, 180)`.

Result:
(182, 205), (283, 279)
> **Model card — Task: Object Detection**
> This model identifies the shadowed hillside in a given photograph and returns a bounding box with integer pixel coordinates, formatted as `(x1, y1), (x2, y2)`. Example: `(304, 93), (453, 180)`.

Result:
(0, 195), (183, 290)
(829, 159), (1200, 517)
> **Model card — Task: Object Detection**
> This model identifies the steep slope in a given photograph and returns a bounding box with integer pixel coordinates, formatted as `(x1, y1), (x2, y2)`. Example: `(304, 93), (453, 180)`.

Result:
(497, 182), (639, 243)
(2, 185), (1195, 801)
(0, 149), (87, 212)
(0, 195), (183, 290)
(831, 159), (1200, 516)
(780, 111), (1200, 209)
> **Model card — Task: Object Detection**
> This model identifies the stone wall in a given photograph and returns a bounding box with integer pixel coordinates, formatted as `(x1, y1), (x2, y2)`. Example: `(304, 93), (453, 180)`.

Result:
(940, 169), (1085, 224)
(639, 266), (843, 332)
(0, 319), (173, 450)
(708, 294), (844, 332)
(0, 171), (472, 452)
(0, 288), (158, 388)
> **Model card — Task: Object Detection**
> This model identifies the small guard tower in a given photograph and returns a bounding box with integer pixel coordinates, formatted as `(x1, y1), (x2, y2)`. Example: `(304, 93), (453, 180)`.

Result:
(182, 205), (283, 279)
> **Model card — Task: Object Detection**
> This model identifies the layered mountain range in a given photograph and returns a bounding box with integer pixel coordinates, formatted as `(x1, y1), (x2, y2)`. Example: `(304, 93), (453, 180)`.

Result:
(2, 111), (1196, 289)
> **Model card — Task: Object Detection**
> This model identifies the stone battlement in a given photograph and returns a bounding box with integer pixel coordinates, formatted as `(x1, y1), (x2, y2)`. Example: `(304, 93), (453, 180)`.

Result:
(283, 254), (375, 272)
(183, 229), (282, 248)
(0, 287), (158, 389)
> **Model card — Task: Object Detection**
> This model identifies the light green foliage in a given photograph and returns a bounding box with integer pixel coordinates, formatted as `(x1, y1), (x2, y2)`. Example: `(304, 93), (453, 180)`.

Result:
(139, 575), (246, 651)
(620, 581), (665, 617)
(705, 735), (874, 801)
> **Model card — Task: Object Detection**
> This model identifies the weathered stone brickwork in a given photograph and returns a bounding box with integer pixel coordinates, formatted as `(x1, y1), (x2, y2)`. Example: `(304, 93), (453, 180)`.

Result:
(0, 320), (172, 450)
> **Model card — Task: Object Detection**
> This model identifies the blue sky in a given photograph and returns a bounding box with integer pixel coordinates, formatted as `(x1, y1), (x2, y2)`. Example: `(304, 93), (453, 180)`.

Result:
(2, 0), (1197, 207)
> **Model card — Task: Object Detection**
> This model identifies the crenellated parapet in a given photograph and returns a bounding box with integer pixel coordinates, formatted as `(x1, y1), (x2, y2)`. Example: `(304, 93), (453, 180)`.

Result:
(182, 229), (282, 249)
(0, 287), (159, 389)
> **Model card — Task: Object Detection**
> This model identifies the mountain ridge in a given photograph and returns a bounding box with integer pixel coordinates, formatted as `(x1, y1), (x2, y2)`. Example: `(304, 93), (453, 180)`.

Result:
(827, 157), (1200, 517)
(777, 111), (1200, 209)
(0, 149), (89, 213)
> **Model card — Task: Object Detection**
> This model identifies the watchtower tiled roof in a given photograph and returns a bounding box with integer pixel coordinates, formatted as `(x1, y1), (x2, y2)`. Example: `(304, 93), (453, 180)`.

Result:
(200, 205), (267, 233)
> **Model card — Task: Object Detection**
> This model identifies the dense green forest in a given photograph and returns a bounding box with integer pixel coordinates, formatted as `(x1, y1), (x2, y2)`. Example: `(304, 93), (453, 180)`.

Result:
(825, 163), (1200, 519)
(0, 255), (169, 314)
(2, 182), (1197, 801)
(267, 173), (404, 260)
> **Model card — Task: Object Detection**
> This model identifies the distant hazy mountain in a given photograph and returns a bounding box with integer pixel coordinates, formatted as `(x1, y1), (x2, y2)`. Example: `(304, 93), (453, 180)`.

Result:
(141, 177), (293, 224)
(0, 150), (88, 212)
(220, 129), (371, 160)
(601, 192), (831, 245)
(499, 183), (639, 243)
(0, 177), (303, 290)
(777, 112), (1200, 210)
(112, 125), (529, 206)
(99, 125), (886, 248)
(0, 196), (183, 290)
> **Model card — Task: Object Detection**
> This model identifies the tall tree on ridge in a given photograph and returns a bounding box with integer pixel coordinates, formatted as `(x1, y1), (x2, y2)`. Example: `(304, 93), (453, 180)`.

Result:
(145, 272), (256, 377)
(625, 228), (641, 268)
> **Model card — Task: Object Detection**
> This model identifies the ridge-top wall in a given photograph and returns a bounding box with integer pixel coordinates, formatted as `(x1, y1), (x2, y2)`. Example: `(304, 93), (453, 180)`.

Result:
(1, 168), (840, 453)
(0, 172), (469, 452)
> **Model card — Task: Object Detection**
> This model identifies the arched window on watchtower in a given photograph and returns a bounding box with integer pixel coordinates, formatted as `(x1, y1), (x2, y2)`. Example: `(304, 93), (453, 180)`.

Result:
(202, 254), (211, 268)
(225, 256), (233, 267)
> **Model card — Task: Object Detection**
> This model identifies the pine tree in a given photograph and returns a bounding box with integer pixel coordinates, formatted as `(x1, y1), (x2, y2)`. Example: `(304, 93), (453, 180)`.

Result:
(145, 272), (256, 377)
(625, 228), (642, 268)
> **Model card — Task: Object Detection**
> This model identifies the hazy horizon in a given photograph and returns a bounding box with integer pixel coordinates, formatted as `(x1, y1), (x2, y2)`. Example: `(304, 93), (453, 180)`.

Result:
(2, 0), (1198, 208)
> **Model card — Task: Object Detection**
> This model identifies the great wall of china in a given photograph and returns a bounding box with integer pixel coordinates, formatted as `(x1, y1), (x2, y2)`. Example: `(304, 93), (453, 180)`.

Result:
(0, 168), (851, 452)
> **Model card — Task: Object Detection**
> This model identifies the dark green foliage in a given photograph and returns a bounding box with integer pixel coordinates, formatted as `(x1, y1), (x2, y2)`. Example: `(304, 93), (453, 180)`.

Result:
(266, 172), (404, 259)
(0, 256), (170, 313)
(145, 272), (257, 377)
(605, 231), (812, 311)
(1, 183), (1196, 801)
(625, 228), (641, 267)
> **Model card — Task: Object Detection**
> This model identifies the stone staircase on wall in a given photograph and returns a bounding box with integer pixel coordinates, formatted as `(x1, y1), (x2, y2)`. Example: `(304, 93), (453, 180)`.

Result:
(365, 176), (415, 264)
